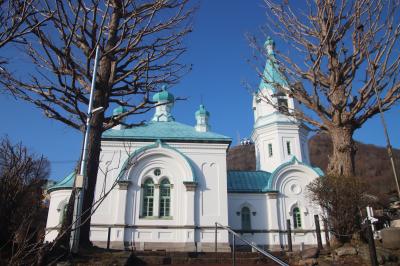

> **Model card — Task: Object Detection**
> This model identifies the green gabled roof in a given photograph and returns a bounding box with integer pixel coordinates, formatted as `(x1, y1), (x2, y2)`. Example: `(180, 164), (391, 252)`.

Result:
(227, 170), (275, 193)
(48, 172), (75, 193)
(102, 121), (231, 143)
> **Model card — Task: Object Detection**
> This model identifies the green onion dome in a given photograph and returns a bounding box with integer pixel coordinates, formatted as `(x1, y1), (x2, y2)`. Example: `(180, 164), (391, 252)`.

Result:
(195, 104), (210, 117)
(153, 86), (174, 103)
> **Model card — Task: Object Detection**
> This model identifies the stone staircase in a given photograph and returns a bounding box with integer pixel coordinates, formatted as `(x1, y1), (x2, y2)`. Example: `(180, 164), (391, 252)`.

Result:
(127, 250), (288, 265)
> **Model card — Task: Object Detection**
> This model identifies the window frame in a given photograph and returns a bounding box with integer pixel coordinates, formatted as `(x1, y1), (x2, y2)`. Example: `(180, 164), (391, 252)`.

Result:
(293, 207), (302, 229)
(268, 143), (273, 157)
(241, 206), (252, 231)
(59, 202), (68, 223)
(142, 178), (155, 217)
(159, 178), (171, 218)
(276, 92), (288, 112)
(286, 141), (292, 155)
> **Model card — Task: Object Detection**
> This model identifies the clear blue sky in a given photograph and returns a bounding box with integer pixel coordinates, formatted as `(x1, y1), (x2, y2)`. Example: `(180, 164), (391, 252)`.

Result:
(0, 1), (399, 181)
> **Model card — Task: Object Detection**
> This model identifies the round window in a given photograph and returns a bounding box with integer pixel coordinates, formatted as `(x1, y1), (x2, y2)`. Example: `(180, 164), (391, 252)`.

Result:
(154, 168), (161, 176)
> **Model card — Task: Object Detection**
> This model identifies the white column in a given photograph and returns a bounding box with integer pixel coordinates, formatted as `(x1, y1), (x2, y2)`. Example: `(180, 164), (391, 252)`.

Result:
(183, 181), (196, 226)
(115, 180), (130, 224)
(153, 184), (160, 217)
(267, 192), (280, 246)
(183, 181), (196, 250)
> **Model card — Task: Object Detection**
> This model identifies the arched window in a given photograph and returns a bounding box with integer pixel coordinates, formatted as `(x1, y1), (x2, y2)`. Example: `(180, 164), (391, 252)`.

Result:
(159, 179), (171, 217)
(293, 207), (302, 229)
(142, 179), (154, 217)
(276, 91), (288, 112)
(241, 207), (251, 231)
(58, 203), (68, 223)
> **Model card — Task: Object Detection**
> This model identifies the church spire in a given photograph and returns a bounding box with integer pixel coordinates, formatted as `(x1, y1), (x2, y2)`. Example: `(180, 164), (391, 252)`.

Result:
(252, 37), (310, 172)
(259, 36), (287, 93)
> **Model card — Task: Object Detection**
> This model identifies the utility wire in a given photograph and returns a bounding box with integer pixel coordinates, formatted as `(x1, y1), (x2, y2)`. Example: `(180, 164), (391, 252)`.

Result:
(373, 86), (400, 200)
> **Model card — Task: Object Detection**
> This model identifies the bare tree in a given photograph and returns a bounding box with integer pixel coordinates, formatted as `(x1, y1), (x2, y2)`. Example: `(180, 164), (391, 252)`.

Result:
(307, 175), (371, 243)
(2, 0), (194, 246)
(0, 0), (46, 65)
(0, 137), (49, 264)
(251, 0), (400, 177)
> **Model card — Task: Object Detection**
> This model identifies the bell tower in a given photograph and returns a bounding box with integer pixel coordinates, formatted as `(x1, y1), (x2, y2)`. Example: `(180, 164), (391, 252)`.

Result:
(251, 37), (310, 172)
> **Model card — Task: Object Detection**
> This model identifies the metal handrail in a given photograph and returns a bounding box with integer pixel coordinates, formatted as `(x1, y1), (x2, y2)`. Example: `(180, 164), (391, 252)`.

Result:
(215, 222), (289, 266)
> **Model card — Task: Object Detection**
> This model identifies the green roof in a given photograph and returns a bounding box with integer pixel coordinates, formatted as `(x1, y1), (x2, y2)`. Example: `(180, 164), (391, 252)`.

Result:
(113, 106), (127, 116)
(259, 37), (288, 93)
(228, 157), (324, 194)
(153, 87), (174, 102)
(102, 121), (231, 143)
(195, 104), (210, 117)
(227, 170), (275, 193)
(264, 36), (275, 47)
(48, 172), (75, 193)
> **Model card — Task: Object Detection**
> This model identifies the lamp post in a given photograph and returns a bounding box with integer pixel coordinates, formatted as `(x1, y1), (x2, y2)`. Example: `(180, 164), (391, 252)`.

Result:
(70, 46), (101, 253)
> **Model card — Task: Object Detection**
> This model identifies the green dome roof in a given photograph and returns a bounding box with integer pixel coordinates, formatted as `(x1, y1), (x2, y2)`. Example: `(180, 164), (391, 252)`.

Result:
(48, 172), (75, 193)
(113, 105), (127, 116)
(195, 104), (210, 117)
(153, 86), (174, 103)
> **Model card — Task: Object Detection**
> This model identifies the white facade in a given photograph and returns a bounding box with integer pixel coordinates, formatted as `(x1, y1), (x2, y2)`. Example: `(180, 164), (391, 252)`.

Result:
(88, 140), (230, 250)
(45, 37), (324, 251)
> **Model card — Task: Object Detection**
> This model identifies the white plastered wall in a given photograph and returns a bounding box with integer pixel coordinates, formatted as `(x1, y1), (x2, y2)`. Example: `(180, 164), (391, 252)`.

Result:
(89, 140), (230, 248)
(252, 123), (309, 172)
(44, 190), (72, 242)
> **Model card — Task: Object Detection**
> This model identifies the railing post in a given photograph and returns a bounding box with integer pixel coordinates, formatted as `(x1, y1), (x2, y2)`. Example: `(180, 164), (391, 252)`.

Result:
(323, 218), (330, 249)
(232, 234), (236, 266)
(314, 215), (323, 251)
(286, 219), (292, 252)
(107, 227), (111, 250)
(215, 222), (218, 263)
(366, 219), (378, 266)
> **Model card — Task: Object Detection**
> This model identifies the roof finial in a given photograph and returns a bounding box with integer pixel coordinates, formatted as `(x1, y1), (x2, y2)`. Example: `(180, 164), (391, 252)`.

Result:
(264, 36), (275, 56)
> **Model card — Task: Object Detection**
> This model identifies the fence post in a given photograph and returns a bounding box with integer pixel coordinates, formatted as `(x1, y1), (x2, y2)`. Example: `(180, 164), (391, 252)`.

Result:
(215, 222), (218, 262)
(232, 234), (236, 266)
(314, 215), (323, 251)
(107, 227), (111, 250)
(323, 218), (330, 249)
(366, 219), (378, 266)
(286, 219), (292, 252)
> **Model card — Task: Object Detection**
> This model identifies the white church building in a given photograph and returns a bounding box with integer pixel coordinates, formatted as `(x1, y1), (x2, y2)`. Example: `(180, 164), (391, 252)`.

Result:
(45, 37), (324, 251)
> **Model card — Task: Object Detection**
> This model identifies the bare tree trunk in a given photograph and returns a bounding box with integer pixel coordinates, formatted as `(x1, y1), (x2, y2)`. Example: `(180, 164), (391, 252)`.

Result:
(79, 110), (104, 247)
(59, 189), (76, 247)
(327, 127), (356, 177)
